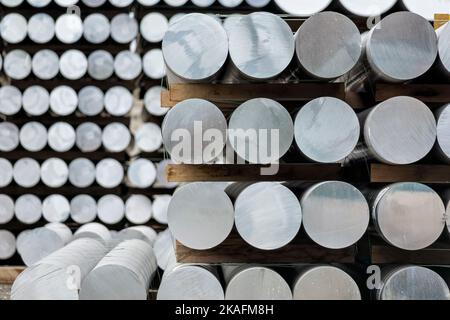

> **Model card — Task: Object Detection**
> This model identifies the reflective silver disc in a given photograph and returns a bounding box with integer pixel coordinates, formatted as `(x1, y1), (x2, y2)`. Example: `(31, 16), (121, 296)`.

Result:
(28, 13), (55, 44)
(83, 13), (110, 44)
(77, 86), (104, 116)
(40, 158), (69, 188)
(22, 86), (50, 116)
(97, 194), (125, 225)
(125, 195), (153, 224)
(110, 13), (138, 44)
(0, 122), (19, 152)
(104, 86), (133, 116)
(140, 13), (168, 43)
(0, 159), (13, 187)
(135, 123), (162, 153)
(70, 195), (97, 224)
(88, 50), (114, 80)
(13, 158), (40, 188)
(0, 195), (14, 224)
(1, 13), (27, 44)
(144, 86), (168, 116)
(68, 158), (96, 188)
(15, 194), (42, 225)
(114, 50), (142, 80)
(95, 158), (124, 188)
(127, 159), (156, 188)
(4, 50), (32, 80)
(19, 121), (48, 152)
(55, 14), (83, 44)
(48, 122), (76, 152)
(32, 49), (59, 80)
(401, 0), (450, 21)
(59, 49), (88, 80)
(0, 85), (22, 116)
(274, 0), (332, 16)
(143, 49), (166, 79)
(102, 122), (131, 152)
(42, 195), (70, 223)
(76, 122), (102, 152)
(339, 0), (397, 17)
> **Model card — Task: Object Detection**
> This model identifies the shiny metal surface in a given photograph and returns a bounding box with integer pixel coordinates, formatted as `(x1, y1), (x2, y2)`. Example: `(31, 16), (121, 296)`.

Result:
(143, 49), (166, 79)
(40, 158), (69, 188)
(27, 0), (51, 6)
(78, 86), (104, 116)
(80, 239), (157, 300)
(164, 0), (188, 6)
(0, 122), (19, 152)
(19, 122), (48, 152)
(295, 12), (361, 80)
(229, 98), (294, 164)
(294, 97), (359, 163)
(162, 99), (227, 164)
(82, 0), (106, 6)
(366, 12), (437, 82)
(0, 195), (14, 224)
(158, 265), (224, 300)
(372, 183), (446, 250)
(152, 195), (171, 224)
(144, 86), (168, 116)
(135, 123), (162, 153)
(156, 160), (179, 188)
(141, 13), (168, 43)
(1, 13), (27, 43)
(109, 0), (133, 6)
(75, 122), (102, 152)
(102, 122), (131, 152)
(83, 13), (110, 44)
(13, 158), (40, 188)
(301, 181), (369, 249)
(363, 97), (436, 165)
(274, 0), (332, 16)
(437, 22), (450, 76)
(87, 50), (114, 80)
(74, 223), (111, 244)
(225, 266), (292, 300)
(50, 86), (78, 116)
(378, 266), (450, 300)
(70, 194), (97, 224)
(14, 194), (42, 225)
(218, 0), (242, 6)
(0, 85), (22, 116)
(162, 13), (228, 81)
(4, 49), (32, 80)
(28, 13), (55, 44)
(32, 49), (59, 80)
(1, 0), (23, 6)
(234, 182), (302, 250)
(22, 85), (49, 116)
(95, 158), (124, 188)
(55, 0), (78, 6)
(168, 182), (234, 250)
(118, 226), (157, 246)
(153, 229), (175, 270)
(138, 0), (160, 5)
(227, 12), (294, 80)
(0, 159), (13, 188)
(0, 231), (16, 260)
(55, 14), (83, 44)
(104, 86), (133, 116)
(110, 13), (138, 44)
(435, 104), (450, 162)
(127, 158), (156, 188)
(42, 195), (70, 223)
(114, 50), (142, 80)
(97, 194), (125, 225)
(339, 0), (397, 17)
(293, 266), (361, 300)
(68, 158), (96, 188)
(125, 195), (152, 224)
(48, 122), (76, 152)
(192, 0), (214, 6)
(401, 0), (450, 21)
(59, 49), (87, 80)
(246, 0), (270, 7)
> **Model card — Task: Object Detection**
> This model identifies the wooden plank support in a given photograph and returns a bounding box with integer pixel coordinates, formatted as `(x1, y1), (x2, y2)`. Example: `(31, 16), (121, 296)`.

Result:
(371, 164), (450, 184)
(176, 233), (356, 264)
(375, 84), (450, 103)
(0, 266), (25, 284)
(161, 83), (346, 108)
(370, 243), (450, 265)
(166, 164), (343, 182)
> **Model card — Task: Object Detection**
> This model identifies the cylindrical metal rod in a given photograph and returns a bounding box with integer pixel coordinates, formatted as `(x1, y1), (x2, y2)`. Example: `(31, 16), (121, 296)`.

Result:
(125, 195), (153, 225)
(228, 98), (294, 164)
(293, 266), (361, 300)
(11, 238), (107, 300)
(1, 13), (27, 44)
(294, 97), (359, 163)
(162, 13), (228, 82)
(102, 123), (131, 152)
(118, 226), (157, 246)
(88, 50), (114, 80)
(162, 99), (227, 164)
(232, 182), (302, 250)
(0, 85), (22, 116)
(156, 160), (179, 189)
(1, 0), (24, 7)
(0, 194), (15, 224)
(158, 265), (224, 300)
(82, 0), (107, 7)
(83, 13), (110, 44)
(28, 13), (55, 44)
(127, 158), (156, 188)
(0, 122), (19, 152)
(245, 0), (270, 7)
(74, 223), (111, 244)
(32, 49), (59, 80)
(97, 194), (125, 225)
(76, 122), (102, 153)
(153, 229), (175, 270)
(437, 22), (450, 77)
(13, 158), (40, 188)
(359, 96), (436, 165)
(68, 158), (96, 188)
(135, 123), (162, 153)
(140, 12), (168, 43)
(300, 181), (369, 249)
(164, 0), (188, 6)
(114, 50), (142, 80)
(338, 0), (397, 17)
(144, 86), (168, 116)
(40, 158), (69, 188)
(95, 158), (124, 188)
(109, 0), (133, 7)
(22, 85), (50, 116)
(192, 0), (214, 6)
(435, 104), (450, 163)
(274, 0), (332, 16)
(78, 86), (104, 116)
(55, 14), (83, 44)
(377, 266), (450, 300)
(295, 12), (362, 80)
(55, 0), (78, 6)
(110, 13), (138, 44)
(42, 195), (70, 223)
(0, 159), (13, 188)
(59, 49), (88, 80)
(218, 0), (242, 7)
(15, 194), (42, 225)
(4, 50), (32, 80)
(80, 239), (157, 300)
(143, 49), (166, 79)
(0, 230), (16, 260)
(168, 182), (234, 250)
(48, 122), (76, 152)
(19, 122), (48, 152)
(400, 0), (450, 21)
(70, 194), (97, 224)
(226, 12), (294, 81)
(224, 266), (292, 300)
(370, 182), (446, 250)
(27, 0), (51, 7)
(104, 86), (133, 116)
(138, 0), (160, 6)
(50, 86), (78, 116)
(152, 195), (171, 224)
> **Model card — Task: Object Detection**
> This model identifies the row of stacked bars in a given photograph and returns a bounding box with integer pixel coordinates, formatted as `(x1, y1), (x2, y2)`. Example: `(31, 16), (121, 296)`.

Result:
(2, 1), (450, 301)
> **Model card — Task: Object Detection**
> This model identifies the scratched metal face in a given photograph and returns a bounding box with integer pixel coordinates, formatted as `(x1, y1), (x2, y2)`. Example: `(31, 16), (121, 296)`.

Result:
(294, 97), (359, 163)
(293, 266), (361, 300)
(437, 22), (450, 75)
(373, 183), (445, 251)
(366, 12), (437, 81)
(301, 181), (369, 249)
(228, 12), (294, 80)
(364, 96), (436, 165)
(436, 104), (450, 162)
(274, 0), (332, 16)
(162, 13), (228, 81)
(295, 12), (362, 79)
(379, 266), (450, 300)
(339, 0), (397, 17)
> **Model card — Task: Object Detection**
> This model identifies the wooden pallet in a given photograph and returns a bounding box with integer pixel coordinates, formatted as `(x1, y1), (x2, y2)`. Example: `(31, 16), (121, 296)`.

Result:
(375, 84), (450, 104)
(0, 267), (25, 284)
(370, 164), (450, 184)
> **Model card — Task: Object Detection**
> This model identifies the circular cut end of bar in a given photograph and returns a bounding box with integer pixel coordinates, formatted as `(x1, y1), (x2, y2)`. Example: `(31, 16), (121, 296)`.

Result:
(436, 104), (450, 160)
(438, 23), (450, 75)
(274, 0), (332, 16)
(0, 230), (16, 260)
(339, 0), (397, 17)
(15, 194), (42, 224)
(401, 0), (450, 21)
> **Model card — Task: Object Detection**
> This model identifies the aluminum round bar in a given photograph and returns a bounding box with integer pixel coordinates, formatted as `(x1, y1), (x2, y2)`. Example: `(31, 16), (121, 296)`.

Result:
(435, 104), (450, 162)
(78, 86), (104, 116)
(140, 13), (168, 43)
(153, 229), (175, 270)
(0, 85), (22, 116)
(437, 22), (450, 76)
(192, 0), (214, 6)
(110, 13), (138, 44)
(339, 0), (397, 17)
(97, 194), (125, 225)
(13, 158), (40, 188)
(88, 50), (114, 80)
(48, 122), (76, 152)
(74, 223), (111, 244)
(70, 194), (97, 224)
(82, 0), (106, 6)
(104, 86), (133, 116)
(27, 0), (51, 6)
(22, 86), (49, 116)
(118, 226), (157, 246)
(1, 0), (23, 6)
(168, 182), (234, 250)
(32, 49), (59, 80)
(40, 158), (69, 188)
(135, 123), (162, 153)
(114, 51), (142, 80)
(293, 266), (361, 300)
(127, 158), (156, 188)
(144, 86), (168, 116)
(125, 195), (152, 224)
(162, 13), (228, 82)
(0, 13), (27, 44)
(55, 0), (78, 6)
(95, 158), (124, 188)
(143, 49), (166, 79)
(152, 195), (171, 224)
(28, 13), (55, 44)
(245, 0), (270, 7)
(218, 0), (242, 6)
(164, 0), (188, 6)
(274, 0), (332, 16)
(50, 86), (78, 116)
(83, 13), (110, 44)
(401, 0), (450, 21)
(55, 14), (83, 44)
(4, 50), (32, 80)
(59, 49), (87, 80)
(0, 159), (13, 188)
(138, 0), (159, 5)
(156, 160), (179, 188)
(102, 122), (131, 152)
(109, 0), (133, 7)
(68, 158), (96, 188)
(372, 182), (446, 250)
(0, 122), (19, 152)
(15, 194), (42, 225)
(42, 195), (70, 223)
(75, 122), (102, 152)
(0, 195), (14, 224)
(19, 121), (48, 152)
(0, 230), (16, 260)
